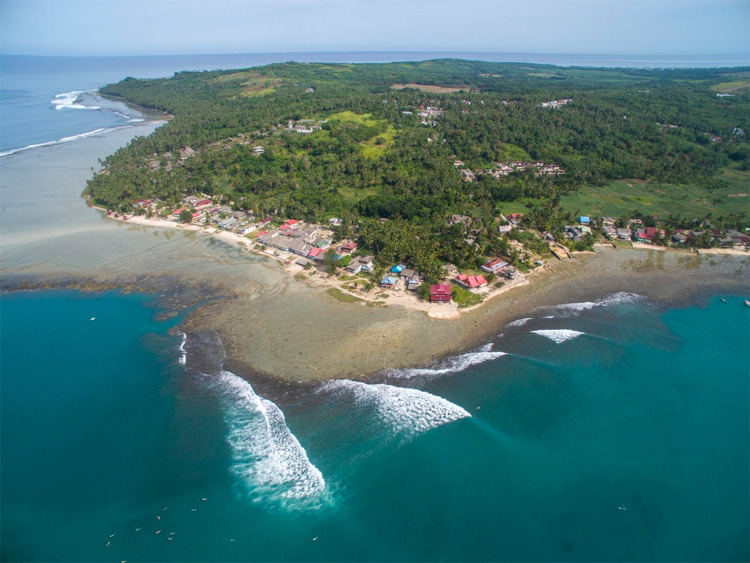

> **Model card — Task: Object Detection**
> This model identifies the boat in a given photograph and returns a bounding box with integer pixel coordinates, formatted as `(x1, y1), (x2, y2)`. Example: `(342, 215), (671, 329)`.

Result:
(720, 298), (727, 304)
(745, 300), (750, 308)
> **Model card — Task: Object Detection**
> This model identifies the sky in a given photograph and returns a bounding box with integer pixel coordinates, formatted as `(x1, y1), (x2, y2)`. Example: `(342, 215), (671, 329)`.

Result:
(1, 0), (748, 57)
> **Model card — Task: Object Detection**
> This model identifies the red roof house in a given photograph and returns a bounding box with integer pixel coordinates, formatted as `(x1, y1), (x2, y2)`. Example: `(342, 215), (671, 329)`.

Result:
(456, 273), (488, 289)
(339, 241), (357, 253)
(481, 258), (508, 273)
(430, 284), (452, 302)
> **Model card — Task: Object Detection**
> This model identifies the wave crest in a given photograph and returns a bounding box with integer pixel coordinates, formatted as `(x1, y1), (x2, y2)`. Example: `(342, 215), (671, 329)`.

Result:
(547, 292), (644, 316)
(320, 380), (470, 444)
(386, 343), (507, 380)
(209, 371), (327, 509)
(506, 317), (532, 328)
(531, 329), (585, 343)
(51, 91), (100, 110)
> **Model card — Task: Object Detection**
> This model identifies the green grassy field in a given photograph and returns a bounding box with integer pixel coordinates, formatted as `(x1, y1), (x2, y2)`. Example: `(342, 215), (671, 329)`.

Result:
(325, 111), (395, 158)
(711, 79), (750, 93)
(339, 186), (381, 203)
(326, 288), (364, 303)
(361, 125), (396, 158)
(560, 169), (750, 218)
(327, 111), (382, 127)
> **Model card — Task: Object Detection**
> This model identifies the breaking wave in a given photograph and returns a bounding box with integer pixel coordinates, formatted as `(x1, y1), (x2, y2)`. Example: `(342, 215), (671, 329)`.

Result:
(386, 343), (507, 380)
(51, 90), (101, 110)
(319, 380), (470, 445)
(506, 317), (532, 328)
(531, 329), (585, 344)
(0, 127), (126, 157)
(177, 332), (187, 365)
(545, 292), (645, 316)
(207, 371), (327, 509)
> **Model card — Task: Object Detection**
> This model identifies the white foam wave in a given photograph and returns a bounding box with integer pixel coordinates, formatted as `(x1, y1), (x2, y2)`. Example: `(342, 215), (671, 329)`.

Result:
(210, 371), (326, 508)
(51, 90), (100, 110)
(548, 292), (645, 316)
(506, 317), (532, 328)
(0, 126), (127, 157)
(177, 332), (187, 365)
(321, 380), (470, 442)
(387, 343), (507, 379)
(531, 329), (585, 343)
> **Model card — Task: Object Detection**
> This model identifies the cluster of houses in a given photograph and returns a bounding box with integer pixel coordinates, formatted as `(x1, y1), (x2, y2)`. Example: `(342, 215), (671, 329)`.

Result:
(423, 256), (517, 303)
(380, 264), (421, 291)
(418, 105), (442, 126)
(540, 99), (572, 109)
(283, 119), (327, 134)
(147, 146), (195, 171)
(453, 159), (565, 181)
(488, 160), (565, 177)
(256, 220), (335, 259)
(589, 215), (748, 248)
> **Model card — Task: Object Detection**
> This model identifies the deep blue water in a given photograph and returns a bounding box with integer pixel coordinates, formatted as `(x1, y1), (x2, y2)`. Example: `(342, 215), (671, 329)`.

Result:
(1, 290), (748, 562)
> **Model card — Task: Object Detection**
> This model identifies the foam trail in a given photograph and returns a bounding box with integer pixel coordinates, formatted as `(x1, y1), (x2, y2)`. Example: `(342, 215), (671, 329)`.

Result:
(506, 317), (532, 328)
(320, 380), (470, 444)
(0, 127), (128, 157)
(177, 333), (187, 365)
(545, 292), (645, 317)
(209, 371), (326, 509)
(531, 329), (585, 344)
(386, 343), (507, 380)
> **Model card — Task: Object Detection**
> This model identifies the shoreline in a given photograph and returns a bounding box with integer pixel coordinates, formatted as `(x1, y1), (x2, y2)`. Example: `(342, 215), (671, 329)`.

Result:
(184, 246), (750, 384)
(101, 210), (541, 320)
(90, 210), (750, 384)
(3, 228), (748, 385)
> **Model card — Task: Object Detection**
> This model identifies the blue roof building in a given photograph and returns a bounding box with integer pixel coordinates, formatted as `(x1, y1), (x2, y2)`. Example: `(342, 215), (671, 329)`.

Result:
(579, 216), (591, 224)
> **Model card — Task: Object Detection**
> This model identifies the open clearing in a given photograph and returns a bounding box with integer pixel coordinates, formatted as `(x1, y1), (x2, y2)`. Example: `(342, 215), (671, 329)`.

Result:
(391, 83), (468, 93)
(559, 169), (750, 218)
(711, 80), (750, 93)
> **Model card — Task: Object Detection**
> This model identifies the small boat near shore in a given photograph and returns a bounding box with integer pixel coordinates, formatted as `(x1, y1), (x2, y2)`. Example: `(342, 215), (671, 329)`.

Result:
(720, 298), (727, 303)
(745, 300), (750, 308)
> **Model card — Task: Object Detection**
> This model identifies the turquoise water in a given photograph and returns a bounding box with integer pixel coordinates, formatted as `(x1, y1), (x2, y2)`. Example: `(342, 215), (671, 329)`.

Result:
(2, 290), (747, 561)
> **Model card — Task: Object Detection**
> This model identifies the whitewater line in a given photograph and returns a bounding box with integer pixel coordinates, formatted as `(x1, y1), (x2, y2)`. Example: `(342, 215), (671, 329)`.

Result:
(0, 126), (134, 157)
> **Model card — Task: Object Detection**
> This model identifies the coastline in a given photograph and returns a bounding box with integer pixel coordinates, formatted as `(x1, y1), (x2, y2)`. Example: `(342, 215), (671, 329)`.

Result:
(183, 246), (750, 384)
(88, 211), (750, 384)
(103, 210), (537, 320)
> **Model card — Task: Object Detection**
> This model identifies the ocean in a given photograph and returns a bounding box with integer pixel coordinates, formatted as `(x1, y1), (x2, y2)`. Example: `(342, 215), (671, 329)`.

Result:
(1, 54), (749, 562)
(2, 290), (748, 561)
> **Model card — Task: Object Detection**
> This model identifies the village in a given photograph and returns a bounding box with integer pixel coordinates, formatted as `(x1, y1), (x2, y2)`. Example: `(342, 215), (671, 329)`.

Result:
(108, 189), (750, 319)
(453, 158), (566, 181)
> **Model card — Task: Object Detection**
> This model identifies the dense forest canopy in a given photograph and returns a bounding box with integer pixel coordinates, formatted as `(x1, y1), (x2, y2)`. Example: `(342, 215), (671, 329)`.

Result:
(86, 59), (749, 230)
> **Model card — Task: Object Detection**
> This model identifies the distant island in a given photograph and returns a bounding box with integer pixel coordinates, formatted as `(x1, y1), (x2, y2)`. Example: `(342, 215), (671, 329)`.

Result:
(84, 59), (750, 314)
